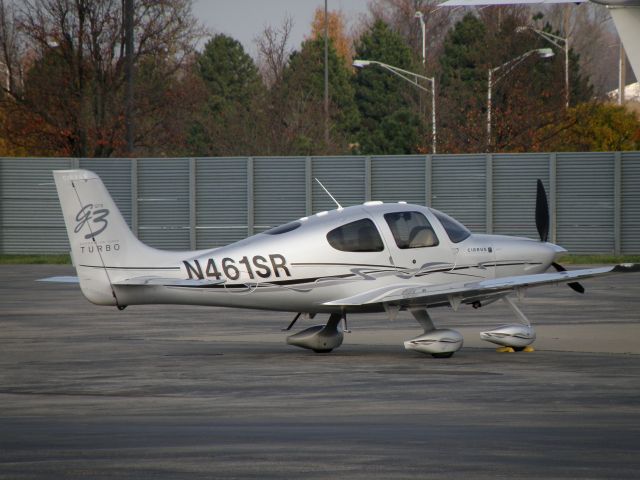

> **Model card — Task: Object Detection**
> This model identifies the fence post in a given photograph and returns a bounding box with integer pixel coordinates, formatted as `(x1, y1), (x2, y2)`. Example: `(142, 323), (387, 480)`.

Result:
(247, 157), (254, 236)
(485, 153), (493, 234)
(0, 159), (3, 254)
(614, 152), (622, 255)
(425, 154), (432, 207)
(305, 157), (312, 216)
(131, 158), (138, 236)
(189, 158), (196, 250)
(365, 156), (372, 202)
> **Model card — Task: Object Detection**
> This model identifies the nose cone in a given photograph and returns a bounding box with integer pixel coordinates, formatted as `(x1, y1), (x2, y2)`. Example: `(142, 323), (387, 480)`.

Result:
(545, 242), (567, 264)
(534, 241), (565, 269)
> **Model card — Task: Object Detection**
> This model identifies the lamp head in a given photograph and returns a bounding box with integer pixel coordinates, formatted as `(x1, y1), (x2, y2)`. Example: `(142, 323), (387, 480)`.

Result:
(352, 59), (371, 68)
(536, 48), (555, 58)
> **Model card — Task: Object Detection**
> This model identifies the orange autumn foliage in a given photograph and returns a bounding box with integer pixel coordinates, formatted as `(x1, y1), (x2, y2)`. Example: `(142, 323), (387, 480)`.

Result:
(309, 8), (352, 67)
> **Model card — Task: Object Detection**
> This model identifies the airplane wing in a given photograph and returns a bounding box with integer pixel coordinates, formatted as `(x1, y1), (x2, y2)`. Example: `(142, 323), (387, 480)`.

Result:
(324, 263), (640, 308)
(39, 276), (225, 287)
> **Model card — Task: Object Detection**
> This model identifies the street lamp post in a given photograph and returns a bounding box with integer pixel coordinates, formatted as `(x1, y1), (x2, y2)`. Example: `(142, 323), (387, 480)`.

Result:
(487, 48), (554, 150)
(414, 11), (426, 65)
(353, 59), (437, 154)
(516, 26), (569, 108)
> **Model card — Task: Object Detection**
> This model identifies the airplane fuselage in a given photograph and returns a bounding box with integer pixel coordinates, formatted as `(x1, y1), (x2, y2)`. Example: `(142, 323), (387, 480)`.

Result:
(105, 203), (561, 313)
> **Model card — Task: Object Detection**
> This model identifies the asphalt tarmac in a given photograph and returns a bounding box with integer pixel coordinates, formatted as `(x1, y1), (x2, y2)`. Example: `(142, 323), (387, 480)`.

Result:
(1, 264), (640, 479)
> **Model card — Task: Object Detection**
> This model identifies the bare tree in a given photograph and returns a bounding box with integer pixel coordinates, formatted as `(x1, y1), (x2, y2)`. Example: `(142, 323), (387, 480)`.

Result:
(366, 0), (455, 69)
(536, 3), (622, 97)
(0, 0), (24, 95)
(2, 0), (205, 157)
(255, 15), (293, 88)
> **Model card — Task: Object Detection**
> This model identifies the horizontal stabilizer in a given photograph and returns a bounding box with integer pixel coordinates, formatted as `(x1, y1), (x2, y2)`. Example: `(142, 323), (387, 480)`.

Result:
(324, 264), (640, 307)
(112, 276), (226, 287)
(38, 276), (80, 283)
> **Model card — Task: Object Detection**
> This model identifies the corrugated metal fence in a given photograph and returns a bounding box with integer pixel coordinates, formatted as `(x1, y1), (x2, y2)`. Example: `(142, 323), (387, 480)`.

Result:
(1, 152), (639, 254)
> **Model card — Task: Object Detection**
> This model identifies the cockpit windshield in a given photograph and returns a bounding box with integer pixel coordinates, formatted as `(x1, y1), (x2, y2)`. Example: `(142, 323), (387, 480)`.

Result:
(431, 209), (471, 243)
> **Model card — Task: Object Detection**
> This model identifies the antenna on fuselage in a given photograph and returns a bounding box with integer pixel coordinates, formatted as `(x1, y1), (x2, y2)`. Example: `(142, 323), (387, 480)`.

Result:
(315, 178), (342, 210)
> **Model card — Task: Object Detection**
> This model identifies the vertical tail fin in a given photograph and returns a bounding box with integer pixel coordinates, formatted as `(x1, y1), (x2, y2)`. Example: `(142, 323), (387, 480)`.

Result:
(53, 169), (164, 305)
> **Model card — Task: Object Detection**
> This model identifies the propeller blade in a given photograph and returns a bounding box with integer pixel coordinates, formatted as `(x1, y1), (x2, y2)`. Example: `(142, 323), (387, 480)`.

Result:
(535, 179), (550, 243)
(551, 262), (585, 294)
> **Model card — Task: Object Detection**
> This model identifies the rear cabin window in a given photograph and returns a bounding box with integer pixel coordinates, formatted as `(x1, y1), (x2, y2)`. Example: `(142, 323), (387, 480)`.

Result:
(326, 218), (384, 252)
(431, 209), (471, 243)
(264, 221), (301, 235)
(384, 211), (439, 249)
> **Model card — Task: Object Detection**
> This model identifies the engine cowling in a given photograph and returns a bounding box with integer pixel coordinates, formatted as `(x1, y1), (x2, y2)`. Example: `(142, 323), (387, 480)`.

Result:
(480, 324), (536, 349)
(404, 328), (463, 357)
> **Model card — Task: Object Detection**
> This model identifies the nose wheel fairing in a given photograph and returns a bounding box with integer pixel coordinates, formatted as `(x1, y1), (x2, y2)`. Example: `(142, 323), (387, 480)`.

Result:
(480, 296), (536, 350)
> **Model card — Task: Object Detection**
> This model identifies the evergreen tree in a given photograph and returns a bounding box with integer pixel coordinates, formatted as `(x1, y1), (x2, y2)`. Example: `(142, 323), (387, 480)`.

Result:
(438, 13), (488, 152)
(188, 34), (265, 156)
(352, 20), (424, 155)
(269, 37), (359, 155)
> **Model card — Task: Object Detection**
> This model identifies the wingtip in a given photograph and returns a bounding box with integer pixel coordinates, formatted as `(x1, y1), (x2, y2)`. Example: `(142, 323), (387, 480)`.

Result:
(612, 263), (640, 273)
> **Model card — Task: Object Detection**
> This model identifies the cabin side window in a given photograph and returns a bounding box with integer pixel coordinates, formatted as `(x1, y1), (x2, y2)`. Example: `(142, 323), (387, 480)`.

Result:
(326, 218), (384, 252)
(384, 211), (439, 249)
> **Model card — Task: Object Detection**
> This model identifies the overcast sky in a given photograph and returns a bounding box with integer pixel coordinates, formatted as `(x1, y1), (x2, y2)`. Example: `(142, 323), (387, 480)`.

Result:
(192, 0), (370, 57)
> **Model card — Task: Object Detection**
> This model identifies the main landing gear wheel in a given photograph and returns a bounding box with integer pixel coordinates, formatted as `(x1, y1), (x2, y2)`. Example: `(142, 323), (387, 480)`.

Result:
(286, 313), (344, 353)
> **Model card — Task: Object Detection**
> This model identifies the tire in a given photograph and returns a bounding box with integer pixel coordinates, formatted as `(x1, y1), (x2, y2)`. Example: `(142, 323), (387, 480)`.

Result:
(431, 352), (454, 358)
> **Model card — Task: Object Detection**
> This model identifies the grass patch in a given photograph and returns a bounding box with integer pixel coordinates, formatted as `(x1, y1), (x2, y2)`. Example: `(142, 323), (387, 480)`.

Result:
(559, 254), (640, 265)
(0, 254), (71, 265)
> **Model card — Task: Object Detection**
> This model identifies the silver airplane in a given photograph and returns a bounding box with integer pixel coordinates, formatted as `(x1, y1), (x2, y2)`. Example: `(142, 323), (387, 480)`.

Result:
(47, 169), (639, 357)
